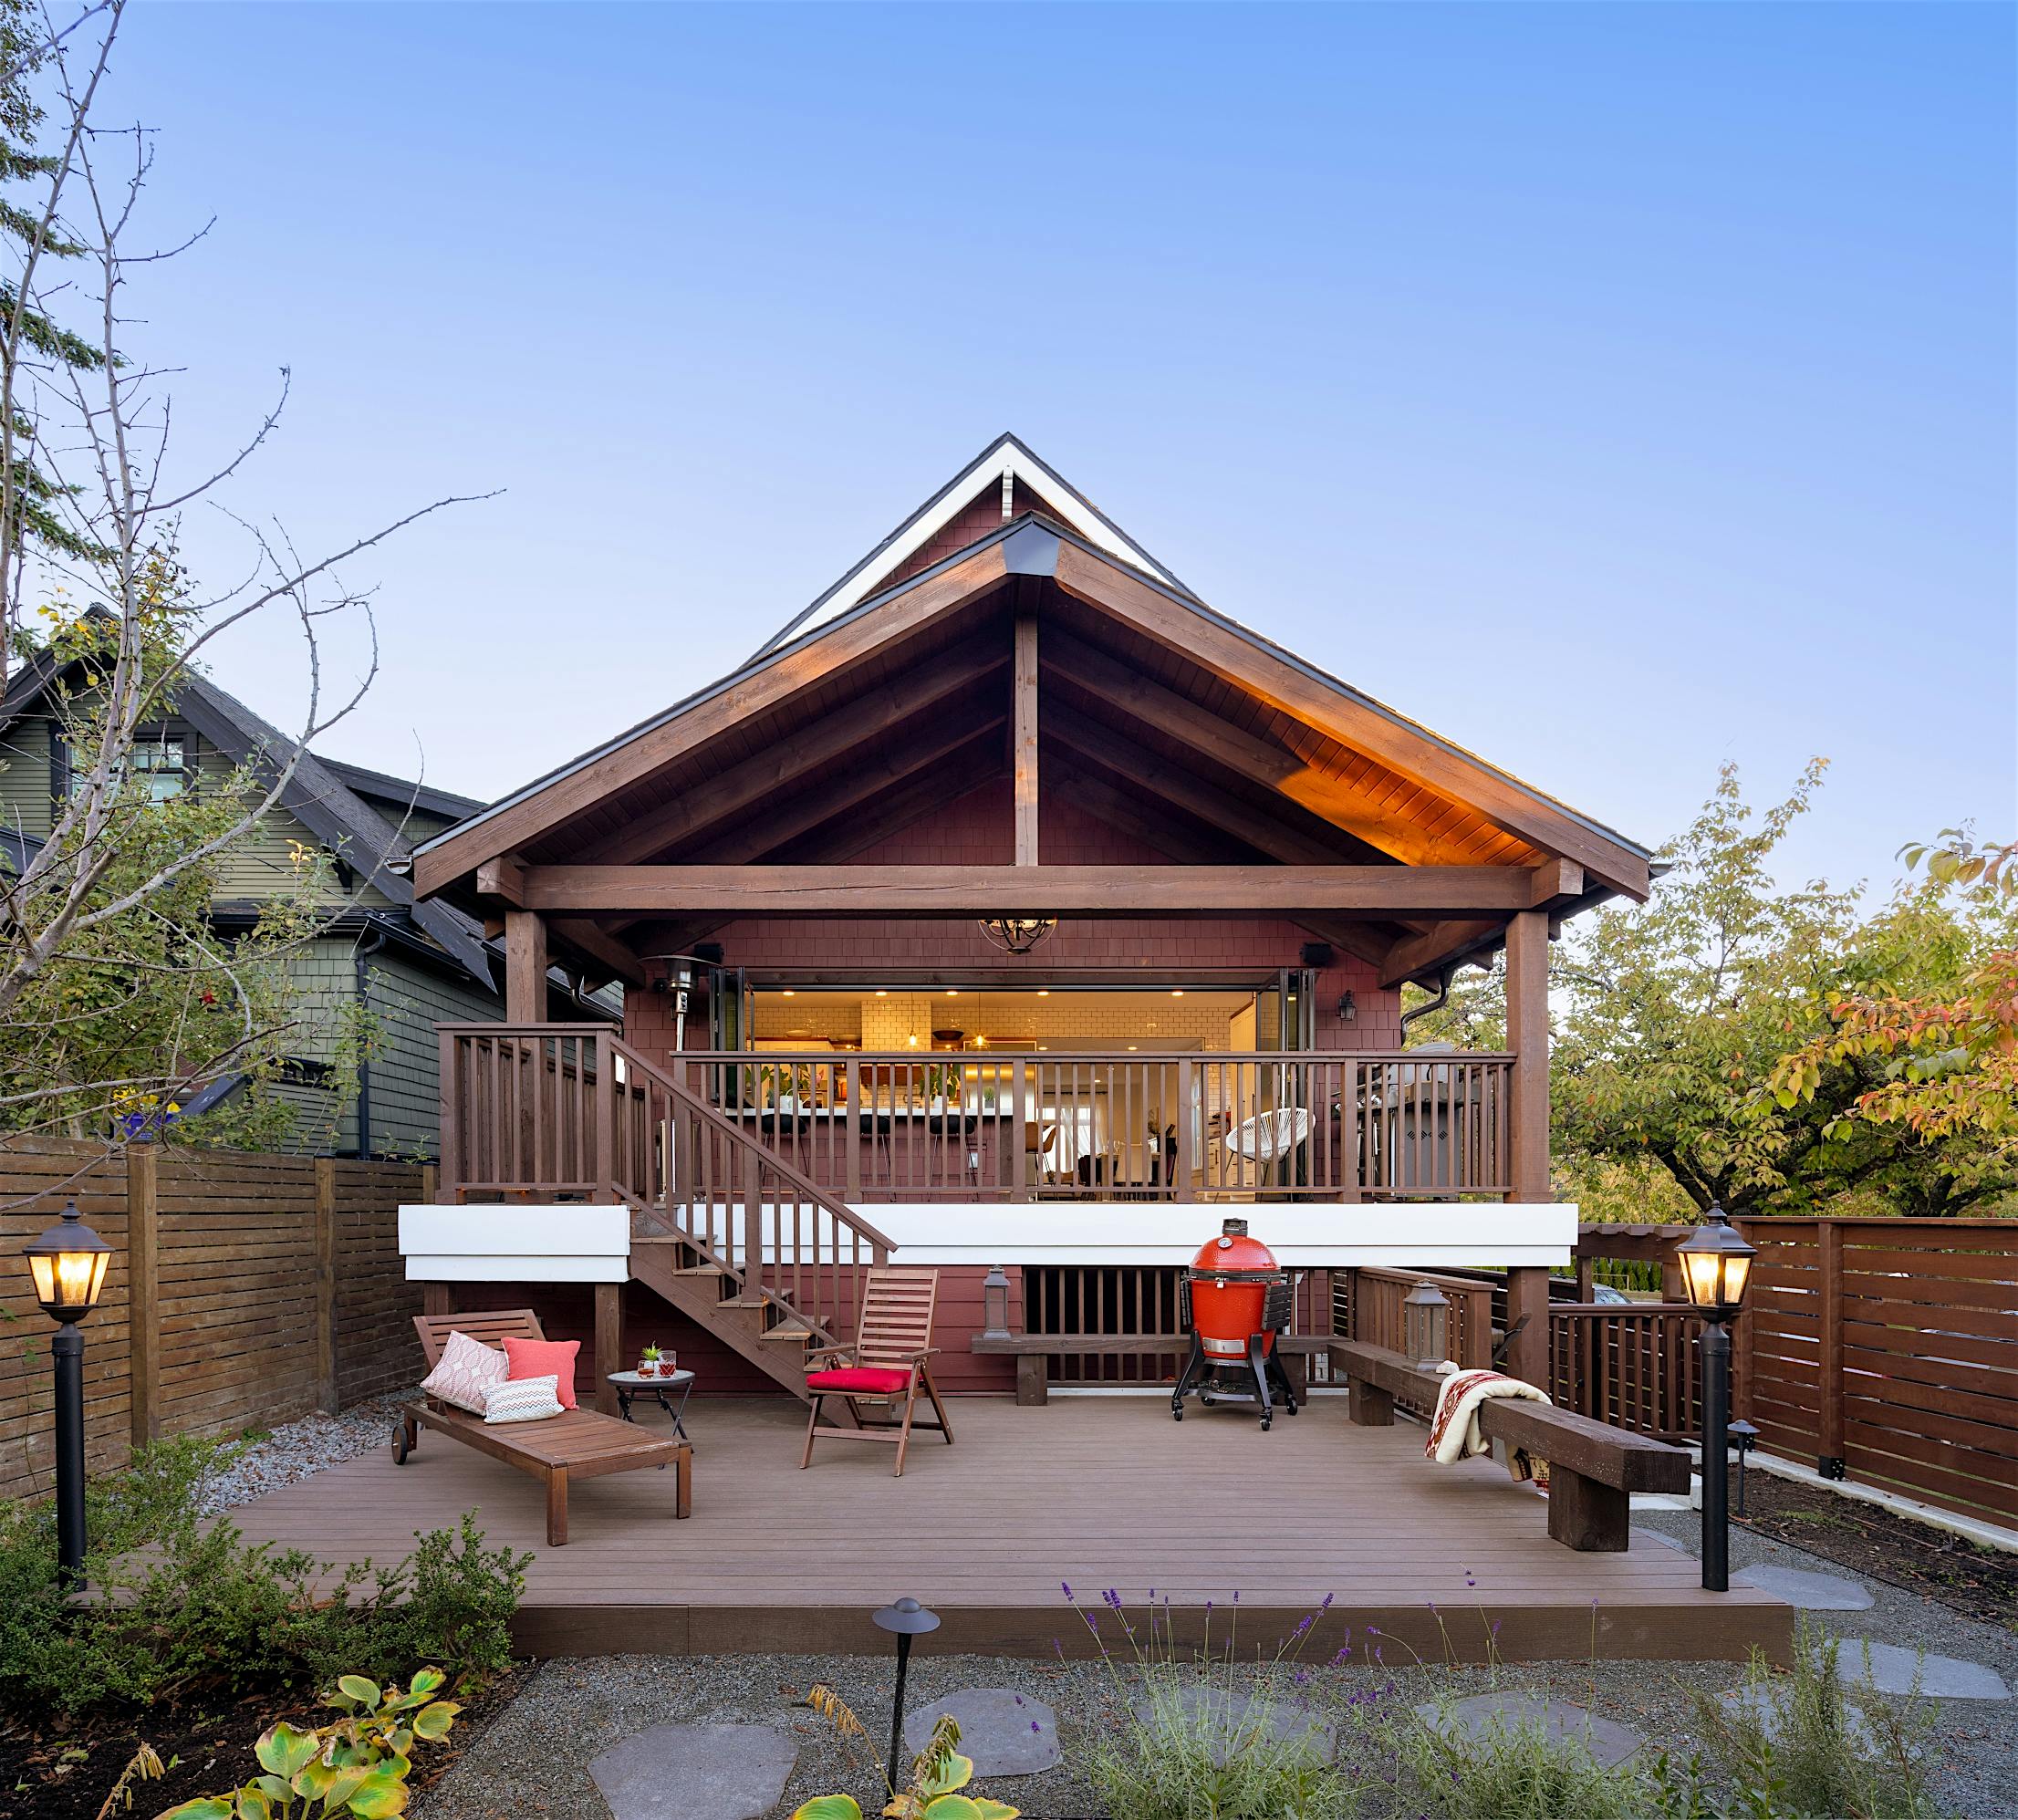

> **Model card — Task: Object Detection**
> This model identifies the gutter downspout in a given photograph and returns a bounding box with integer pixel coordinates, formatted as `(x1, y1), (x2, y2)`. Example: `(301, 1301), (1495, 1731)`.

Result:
(1399, 965), (1456, 1037)
(352, 923), (390, 1159)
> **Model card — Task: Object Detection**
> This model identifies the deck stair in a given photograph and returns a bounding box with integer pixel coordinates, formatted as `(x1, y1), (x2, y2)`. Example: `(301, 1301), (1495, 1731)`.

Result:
(605, 1035), (894, 1407)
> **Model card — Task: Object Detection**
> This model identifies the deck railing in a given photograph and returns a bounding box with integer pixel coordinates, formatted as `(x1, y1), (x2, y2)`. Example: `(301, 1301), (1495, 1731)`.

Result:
(436, 1023), (893, 1345)
(666, 1049), (1514, 1202)
(1546, 1303), (1711, 1441)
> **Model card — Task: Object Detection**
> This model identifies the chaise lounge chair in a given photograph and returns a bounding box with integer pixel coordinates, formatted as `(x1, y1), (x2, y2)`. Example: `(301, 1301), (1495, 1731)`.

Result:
(395, 1309), (691, 1545)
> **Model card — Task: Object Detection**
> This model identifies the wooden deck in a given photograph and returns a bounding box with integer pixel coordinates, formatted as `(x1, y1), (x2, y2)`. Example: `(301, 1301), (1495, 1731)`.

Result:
(231, 1396), (1790, 1663)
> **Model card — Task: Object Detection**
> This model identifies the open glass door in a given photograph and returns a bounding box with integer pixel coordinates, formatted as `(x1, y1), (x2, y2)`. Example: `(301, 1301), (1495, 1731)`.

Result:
(706, 964), (750, 1104)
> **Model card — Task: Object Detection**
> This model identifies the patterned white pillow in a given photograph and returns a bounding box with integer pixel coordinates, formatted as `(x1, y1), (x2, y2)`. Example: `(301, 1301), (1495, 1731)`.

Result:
(484, 1373), (564, 1425)
(420, 1328), (509, 1414)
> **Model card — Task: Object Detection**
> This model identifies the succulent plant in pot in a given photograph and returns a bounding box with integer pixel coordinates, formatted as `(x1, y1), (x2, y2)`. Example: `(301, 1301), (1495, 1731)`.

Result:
(639, 1342), (663, 1378)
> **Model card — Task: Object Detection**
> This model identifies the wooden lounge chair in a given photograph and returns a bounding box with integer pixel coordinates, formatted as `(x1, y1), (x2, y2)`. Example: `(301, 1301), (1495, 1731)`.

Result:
(800, 1268), (954, 1476)
(395, 1309), (691, 1546)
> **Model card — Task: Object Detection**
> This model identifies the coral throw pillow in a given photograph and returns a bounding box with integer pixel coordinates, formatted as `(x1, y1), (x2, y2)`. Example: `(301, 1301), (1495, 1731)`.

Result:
(419, 1328), (509, 1414)
(501, 1335), (580, 1409)
(483, 1374), (563, 1425)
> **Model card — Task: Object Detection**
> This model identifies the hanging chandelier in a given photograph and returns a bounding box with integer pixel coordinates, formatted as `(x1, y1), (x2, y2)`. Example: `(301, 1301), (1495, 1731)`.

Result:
(978, 916), (1057, 954)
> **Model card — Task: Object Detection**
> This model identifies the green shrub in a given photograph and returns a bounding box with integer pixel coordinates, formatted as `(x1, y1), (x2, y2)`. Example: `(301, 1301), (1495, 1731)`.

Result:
(0, 1437), (527, 1722)
(159, 1666), (462, 1819)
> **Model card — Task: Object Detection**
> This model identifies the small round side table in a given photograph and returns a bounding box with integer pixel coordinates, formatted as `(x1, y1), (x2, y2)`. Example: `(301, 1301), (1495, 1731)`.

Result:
(606, 1368), (694, 1438)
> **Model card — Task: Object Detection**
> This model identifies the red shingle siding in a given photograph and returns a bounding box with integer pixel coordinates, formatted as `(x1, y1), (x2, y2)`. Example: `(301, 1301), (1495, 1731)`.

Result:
(867, 483), (1069, 596)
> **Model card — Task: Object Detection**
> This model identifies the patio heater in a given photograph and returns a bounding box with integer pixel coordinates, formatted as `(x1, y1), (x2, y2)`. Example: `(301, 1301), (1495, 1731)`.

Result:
(1675, 1207), (1755, 1593)
(871, 1596), (940, 1789)
(24, 1202), (112, 1591)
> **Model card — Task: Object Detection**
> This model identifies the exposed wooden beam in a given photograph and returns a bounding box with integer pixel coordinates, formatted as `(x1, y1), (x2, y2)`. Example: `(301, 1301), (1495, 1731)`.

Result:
(1049, 764), (1399, 972)
(1528, 858), (1583, 906)
(1378, 919), (1504, 989)
(415, 539), (1016, 897)
(1045, 701), (1378, 868)
(515, 864), (1574, 917)
(504, 910), (547, 1021)
(1045, 630), (1467, 868)
(577, 634), (1005, 865)
(548, 916), (647, 988)
(475, 853), (527, 907)
(1050, 543), (1651, 899)
(1013, 610), (1039, 866)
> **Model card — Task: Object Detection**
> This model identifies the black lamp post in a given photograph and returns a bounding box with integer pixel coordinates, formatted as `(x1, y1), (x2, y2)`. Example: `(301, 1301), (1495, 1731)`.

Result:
(24, 1201), (112, 1591)
(1675, 1206), (1755, 1593)
(871, 1596), (940, 1789)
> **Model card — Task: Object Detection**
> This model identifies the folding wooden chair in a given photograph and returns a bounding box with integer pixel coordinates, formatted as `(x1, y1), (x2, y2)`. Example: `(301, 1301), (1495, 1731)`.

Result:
(799, 1269), (955, 1476)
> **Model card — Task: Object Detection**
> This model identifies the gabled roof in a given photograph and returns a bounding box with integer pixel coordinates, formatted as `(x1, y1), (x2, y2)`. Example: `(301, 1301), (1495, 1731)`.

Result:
(753, 432), (1195, 659)
(0, 642), (495, 985)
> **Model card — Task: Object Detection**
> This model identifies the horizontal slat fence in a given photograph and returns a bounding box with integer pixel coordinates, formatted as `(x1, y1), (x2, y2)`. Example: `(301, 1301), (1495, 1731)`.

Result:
(1, 1139), (426, 1502)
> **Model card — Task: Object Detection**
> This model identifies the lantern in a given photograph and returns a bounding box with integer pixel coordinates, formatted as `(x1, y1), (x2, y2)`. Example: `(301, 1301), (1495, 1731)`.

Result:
(25, 1201), (111, 1323)
(1402, 1279), (1451, 1368)
(1676, 1207), (1755, 1316)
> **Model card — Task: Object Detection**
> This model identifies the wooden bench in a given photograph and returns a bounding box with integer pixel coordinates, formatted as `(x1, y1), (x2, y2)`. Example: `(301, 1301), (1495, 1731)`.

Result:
(1328, 1337), (1690, 1553)
(398, 1310), (692, 1546)
(972, 1333), (1327, 1407)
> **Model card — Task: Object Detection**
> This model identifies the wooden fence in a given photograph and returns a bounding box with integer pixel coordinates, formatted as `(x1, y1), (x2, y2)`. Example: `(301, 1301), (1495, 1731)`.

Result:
(1, 1139), (428, 1503)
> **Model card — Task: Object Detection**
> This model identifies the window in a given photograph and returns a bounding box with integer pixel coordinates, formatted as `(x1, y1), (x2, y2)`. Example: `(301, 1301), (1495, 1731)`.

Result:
(59, 725), (192, 804)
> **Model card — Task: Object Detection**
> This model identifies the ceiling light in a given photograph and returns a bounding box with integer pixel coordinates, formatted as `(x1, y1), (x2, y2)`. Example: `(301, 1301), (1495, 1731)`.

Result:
(945, 988), (959, 996)
(1128, 1045), (1139, 1052)
(1170, 989), (1185, 997)
(782, 989), (796, 997)
(1036, 989), (1050, 997)
(978, 916), (1056, 954)
(875, 989), (888, 997)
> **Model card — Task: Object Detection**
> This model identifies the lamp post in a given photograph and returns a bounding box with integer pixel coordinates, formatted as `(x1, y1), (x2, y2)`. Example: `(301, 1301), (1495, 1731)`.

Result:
(1675, 1206), (1755, 1593)
(24, 1202), (112, 1591)
(871, 1596), (940, 1790)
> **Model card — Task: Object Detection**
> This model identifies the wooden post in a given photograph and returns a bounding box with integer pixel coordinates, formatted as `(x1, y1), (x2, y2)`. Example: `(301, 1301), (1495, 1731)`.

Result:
(421, 1161), (438, 1206)
(595, 1282), (622, 1417)
(845, 1058), (863, 1204)
(1013, 611), (1038, 866)
(1174, 1058), (1195, 1199)
(126, 1143), (160, 1448)
(1503, 908), (1553, 1388)
(423, 1282), (452, 1318)
(1816, 1219), (1845, 1476)
(314, 1157), (339, 1415)
(436, 1028), (461, 1201)
(504, 910), (548, 1024)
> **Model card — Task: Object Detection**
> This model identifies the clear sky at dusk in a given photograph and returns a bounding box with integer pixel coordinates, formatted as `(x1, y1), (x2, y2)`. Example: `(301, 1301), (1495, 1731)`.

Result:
(93, 2), (2014, 894)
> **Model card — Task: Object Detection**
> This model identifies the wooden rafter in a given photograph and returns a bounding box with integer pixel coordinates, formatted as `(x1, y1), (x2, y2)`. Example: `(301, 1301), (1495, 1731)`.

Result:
(413, 538), (1017, 896)
(1049, 541), (1650, 898)
(1378, 919), (1507, 989)
(576, 633), (1006, 865)
(1013, 608), (1038, 866)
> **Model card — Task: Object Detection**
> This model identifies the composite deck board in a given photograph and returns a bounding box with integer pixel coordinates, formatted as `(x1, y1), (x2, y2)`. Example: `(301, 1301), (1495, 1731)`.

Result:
(231, 1397), (1786, 1661)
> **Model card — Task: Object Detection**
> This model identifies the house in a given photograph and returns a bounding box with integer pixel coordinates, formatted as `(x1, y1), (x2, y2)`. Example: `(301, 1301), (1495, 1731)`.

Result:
(0, 646), (612, 1156)
(402, 433), (1656, 1405)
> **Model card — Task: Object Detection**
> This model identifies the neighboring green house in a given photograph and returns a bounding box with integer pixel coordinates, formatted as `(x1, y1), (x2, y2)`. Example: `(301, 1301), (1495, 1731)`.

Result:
(0, 652), (614, 1158)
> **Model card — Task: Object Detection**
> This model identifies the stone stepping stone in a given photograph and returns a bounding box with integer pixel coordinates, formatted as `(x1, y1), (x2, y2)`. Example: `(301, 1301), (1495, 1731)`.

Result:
(588, 1721), (797, 1820)
(905, 1688), (1061, 1776)
(1413, 1692), (1642, 1769)
(1131, 1683), (1335, 1765)
(1839, 1639), (2011, 1700)
(1732, 1564), (1874, 1610)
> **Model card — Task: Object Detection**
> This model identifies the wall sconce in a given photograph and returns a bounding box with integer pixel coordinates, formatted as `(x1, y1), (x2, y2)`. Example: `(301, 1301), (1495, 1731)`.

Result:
(1337, 992), (1357, 1023)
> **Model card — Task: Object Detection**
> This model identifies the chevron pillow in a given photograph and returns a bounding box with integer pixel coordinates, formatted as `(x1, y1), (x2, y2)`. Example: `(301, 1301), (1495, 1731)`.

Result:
(483, 1373), (564, 1425)
(419, 1328), (510, 1414)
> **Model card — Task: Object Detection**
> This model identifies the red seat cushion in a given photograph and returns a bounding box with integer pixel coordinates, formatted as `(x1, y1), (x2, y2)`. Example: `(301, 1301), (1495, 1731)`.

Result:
(806, 1366), (911, 1395)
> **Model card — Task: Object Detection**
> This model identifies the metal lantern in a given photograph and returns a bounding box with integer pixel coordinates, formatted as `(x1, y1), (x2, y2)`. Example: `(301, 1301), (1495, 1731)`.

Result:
(1676, 1206), (1755, 1315)
(1402, 1279), (1451, 1368)
(977, 916), (1056, 954)
(25, 1201), (112, 1593)
(25, 1201), (111, 1323)
(981, 1264), (1011, 1340)
(1674, 1205), (1754, 1595)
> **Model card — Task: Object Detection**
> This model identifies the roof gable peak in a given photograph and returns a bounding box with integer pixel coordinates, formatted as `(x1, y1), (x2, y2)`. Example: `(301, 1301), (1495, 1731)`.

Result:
(754, 433), (1192, 660)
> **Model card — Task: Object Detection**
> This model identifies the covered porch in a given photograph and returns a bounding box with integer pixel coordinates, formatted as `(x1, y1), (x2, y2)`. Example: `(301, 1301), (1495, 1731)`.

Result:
(226, 1392), (1790, 1663)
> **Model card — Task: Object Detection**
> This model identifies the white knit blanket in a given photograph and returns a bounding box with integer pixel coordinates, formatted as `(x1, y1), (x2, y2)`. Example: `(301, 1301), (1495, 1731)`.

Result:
(1424, 1360), (1551, 1463)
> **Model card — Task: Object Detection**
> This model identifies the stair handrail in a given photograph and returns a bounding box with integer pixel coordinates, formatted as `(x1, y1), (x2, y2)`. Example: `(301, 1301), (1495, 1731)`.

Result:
(603, 1033), (897, 1255)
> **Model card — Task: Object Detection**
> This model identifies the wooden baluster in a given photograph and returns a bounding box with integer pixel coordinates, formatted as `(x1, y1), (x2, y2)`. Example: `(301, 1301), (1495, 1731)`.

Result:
(845, 1058), (862, 1203)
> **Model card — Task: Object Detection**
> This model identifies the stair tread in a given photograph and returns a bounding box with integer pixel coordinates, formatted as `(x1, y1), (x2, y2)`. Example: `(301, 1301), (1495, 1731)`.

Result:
(763, 1326), (815, 1341)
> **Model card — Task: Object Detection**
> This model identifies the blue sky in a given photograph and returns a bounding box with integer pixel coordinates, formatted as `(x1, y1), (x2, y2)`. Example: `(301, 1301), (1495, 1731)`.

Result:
(95, 2), (2014, 892)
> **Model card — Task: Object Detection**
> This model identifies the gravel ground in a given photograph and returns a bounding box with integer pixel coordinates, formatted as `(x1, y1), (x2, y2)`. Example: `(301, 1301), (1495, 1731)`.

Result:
(195, 1388), (418, 1516)
(411, 1508), (2018, 1819)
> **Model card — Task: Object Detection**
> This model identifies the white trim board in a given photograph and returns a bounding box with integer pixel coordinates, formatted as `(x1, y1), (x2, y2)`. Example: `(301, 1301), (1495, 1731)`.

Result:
(671, 1201), (1576, 1268)
(399, 1203), (628, 1284)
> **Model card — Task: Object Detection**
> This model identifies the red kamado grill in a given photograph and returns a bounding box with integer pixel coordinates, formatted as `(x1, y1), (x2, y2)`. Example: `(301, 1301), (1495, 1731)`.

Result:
(1170, 1217), (1300, 1430)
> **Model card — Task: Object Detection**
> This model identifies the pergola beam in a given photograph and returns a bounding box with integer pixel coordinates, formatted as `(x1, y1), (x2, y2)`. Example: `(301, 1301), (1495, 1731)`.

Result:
(512, 861), (1585, 917)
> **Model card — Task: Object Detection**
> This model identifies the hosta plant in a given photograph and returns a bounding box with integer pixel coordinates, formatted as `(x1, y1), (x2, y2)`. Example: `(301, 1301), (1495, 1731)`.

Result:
(791, 1706), (1019, 1820)
(157, 1668), (461, 1819)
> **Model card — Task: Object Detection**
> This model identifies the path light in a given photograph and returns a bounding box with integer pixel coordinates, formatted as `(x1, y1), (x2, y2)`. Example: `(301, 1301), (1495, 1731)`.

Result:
(1402, 1280), (1450, 1368)
(871, 1596), (941, 1788)
(24, 1202), (112, 1590)
(1676, 1207), (1756, 1592)
(1729, 1420), (1760, 1516)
